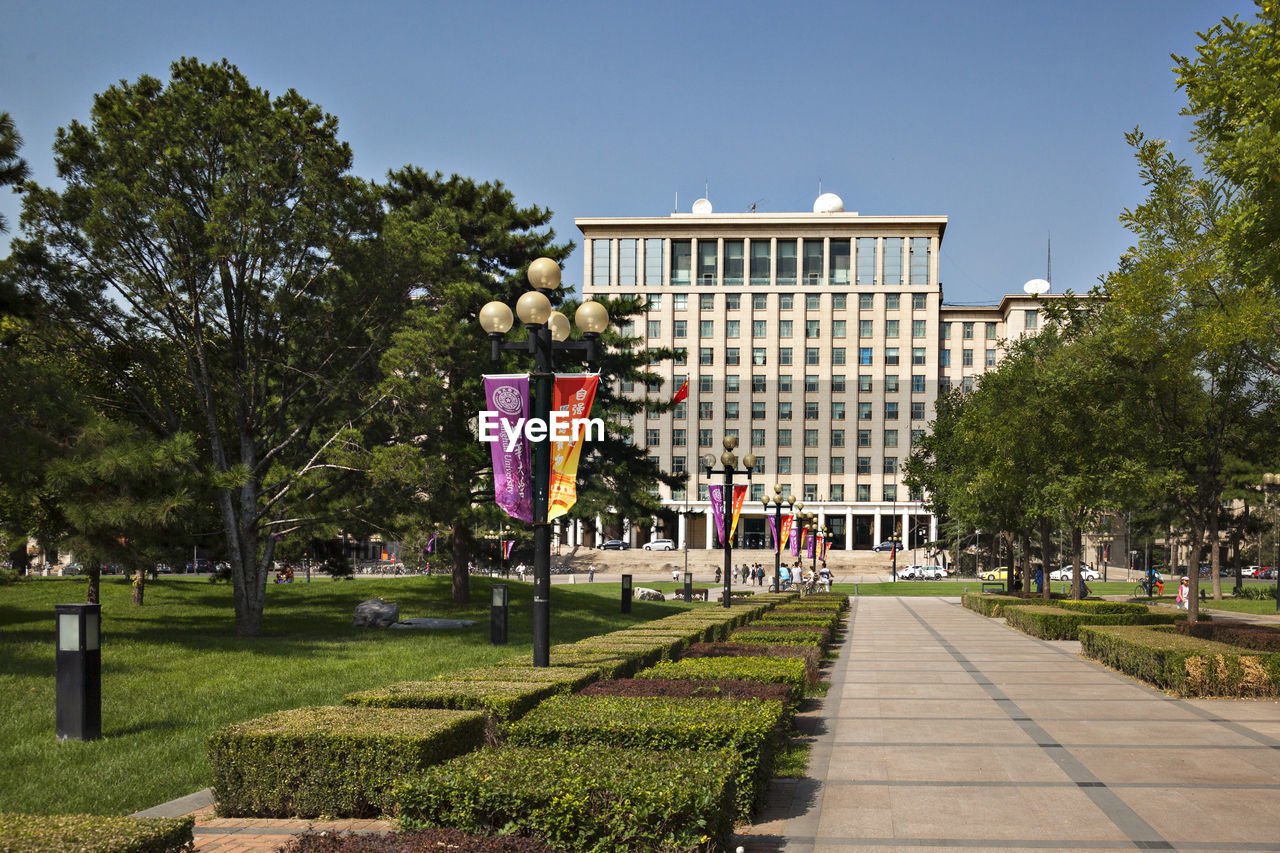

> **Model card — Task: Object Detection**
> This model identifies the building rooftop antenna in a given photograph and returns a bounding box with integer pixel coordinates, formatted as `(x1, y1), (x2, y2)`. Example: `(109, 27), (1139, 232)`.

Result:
(1047, 233), (1053, 287)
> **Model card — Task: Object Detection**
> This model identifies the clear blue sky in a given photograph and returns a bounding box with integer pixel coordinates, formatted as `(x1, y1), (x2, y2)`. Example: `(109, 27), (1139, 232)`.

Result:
(0, 0), (1259, 304)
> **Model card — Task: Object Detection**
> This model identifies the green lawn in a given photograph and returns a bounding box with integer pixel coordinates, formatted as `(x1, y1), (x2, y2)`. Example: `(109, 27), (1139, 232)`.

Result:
(0, 574), (692, 816)
(1196, 598), (1280, 616)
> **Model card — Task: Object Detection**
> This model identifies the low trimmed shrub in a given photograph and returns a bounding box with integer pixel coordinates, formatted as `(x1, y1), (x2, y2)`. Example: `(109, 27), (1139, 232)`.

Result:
(0, 814), (193, 853)
(506, 694), (786, 817)
(209, 706), (486, 818)
(1004, 605), (1181, 641)
(730, 627), (827, 648)
(578, 677), (791, 705)
(496, 652), (635, 679)
(758, 612), (841, 632)
(638, 656), (809, 705)
(344, 681), (563, 742)
(1080, 625), (1280, 697)
(1049, 600), (1148, 615)
(392, 746), (738, 853)
(442, 666), (598, 692)
(682, 641), (821, 684)
(962, 593), (1025, 617)
(1175, 620), (1280, 652)
(281, 828), (555, 853)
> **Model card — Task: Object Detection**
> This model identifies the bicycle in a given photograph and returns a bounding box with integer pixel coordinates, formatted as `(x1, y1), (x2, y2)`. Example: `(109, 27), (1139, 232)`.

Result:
(1133, 575), (1164, 599)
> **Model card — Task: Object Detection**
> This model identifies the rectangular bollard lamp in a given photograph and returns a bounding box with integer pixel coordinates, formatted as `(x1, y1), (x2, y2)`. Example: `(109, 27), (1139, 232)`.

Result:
(621, 574), (632, 614)
(683, 571), (693, 603)
(490, 585), (509, 645)
(55, 603), (101, 741)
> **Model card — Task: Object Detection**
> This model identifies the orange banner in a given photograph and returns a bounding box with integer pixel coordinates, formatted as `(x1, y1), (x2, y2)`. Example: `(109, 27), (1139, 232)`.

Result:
(548, 374), (600, 520)
(728, 485), (748, 541)
(779, 514), (794, 554)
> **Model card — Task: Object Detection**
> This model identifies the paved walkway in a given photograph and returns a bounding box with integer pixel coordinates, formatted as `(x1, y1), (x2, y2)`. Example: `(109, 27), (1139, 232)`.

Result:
(737, 596), (1280, 852)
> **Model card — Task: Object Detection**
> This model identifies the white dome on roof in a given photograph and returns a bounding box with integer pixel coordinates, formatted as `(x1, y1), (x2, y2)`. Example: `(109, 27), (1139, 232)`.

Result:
(691, 197), (713, 214)
(813, 192), (844, 213)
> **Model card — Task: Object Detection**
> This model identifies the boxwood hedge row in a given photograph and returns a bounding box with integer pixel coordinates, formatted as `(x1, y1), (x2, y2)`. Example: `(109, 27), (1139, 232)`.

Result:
(638, 656), (809, 707)
(0, 814), (193, 853)
(392, 746), (738, 853)
(730, 627), (827, 647)
(1080, 624), (1280, 697)
(682, 641), (822, 684)
(1004, 604), (1186, 641)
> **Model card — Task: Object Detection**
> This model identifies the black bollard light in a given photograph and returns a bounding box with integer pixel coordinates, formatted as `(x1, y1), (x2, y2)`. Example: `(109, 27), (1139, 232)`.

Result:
(621, 574), (632, 614)
(55, 603), (101, 741)
(490, 585), (509, 645)
(683, 571), (693, 603)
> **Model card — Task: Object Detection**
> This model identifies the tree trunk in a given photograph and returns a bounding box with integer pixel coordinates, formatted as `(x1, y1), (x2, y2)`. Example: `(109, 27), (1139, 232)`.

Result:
(9, 546), (31, 575)
(222, 481), (269, 639)
(85, 558), (100, 605)
(1210, 508), (1223, 600)
(1187, 522), (1202, 623)
(132, 568), (145, 606)
(451, 521), (471, 605)
(1039, 518), (1053, 600)
(1071, 525), (1084, 599)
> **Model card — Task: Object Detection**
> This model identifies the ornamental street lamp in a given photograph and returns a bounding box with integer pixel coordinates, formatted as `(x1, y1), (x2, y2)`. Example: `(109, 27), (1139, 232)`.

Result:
(702, 436), (756, 609)
(761, 487), (796, 593)
(479, 257), (610, 667)
(1263, 473), (1280, 613)
(1098, 532), (1114, 583)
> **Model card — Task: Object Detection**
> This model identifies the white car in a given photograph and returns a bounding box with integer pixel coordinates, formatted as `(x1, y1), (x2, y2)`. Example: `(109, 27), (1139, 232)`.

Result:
(919, 565), (949, 579)
(1050, 566), (1100, 582)
(897, 564), (925, 579)
(643, 539), (676, 551)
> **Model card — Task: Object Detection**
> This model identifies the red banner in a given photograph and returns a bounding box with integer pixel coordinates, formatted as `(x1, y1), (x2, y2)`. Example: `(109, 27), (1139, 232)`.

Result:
(729, 485), (748, 541)
(548, 374), (600, 520)
(779, 514), (794, 554)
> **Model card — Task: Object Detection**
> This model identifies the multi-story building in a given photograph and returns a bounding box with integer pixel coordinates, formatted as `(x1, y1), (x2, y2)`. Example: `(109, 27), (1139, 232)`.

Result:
(575, 193), (1048, 551)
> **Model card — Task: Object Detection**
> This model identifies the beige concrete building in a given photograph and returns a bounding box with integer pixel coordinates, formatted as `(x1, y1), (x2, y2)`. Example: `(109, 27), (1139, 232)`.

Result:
(574, 195), (1049, 551)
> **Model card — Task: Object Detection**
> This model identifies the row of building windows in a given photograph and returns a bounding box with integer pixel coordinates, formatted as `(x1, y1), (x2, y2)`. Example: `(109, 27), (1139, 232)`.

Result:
(678, 401), (928, 420)
(633, 292), (931, 312)
(675, 346), (935, 367)
(640, 373), (933, 394)
(593, 237), (932, 288)
(669, 482), (916, 504)
(647, 318), (933, 339)
(650, 427), (926, 449)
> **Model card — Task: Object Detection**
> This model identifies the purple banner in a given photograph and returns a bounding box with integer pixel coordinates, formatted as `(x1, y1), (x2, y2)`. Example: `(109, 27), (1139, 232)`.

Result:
(807, 533), (817, 560)
(768, 515), (778, 552)
(426, 532), (437, 553)
(791, 524), (801, 557)
(484, 375), (533, 522)
(708, 484), (725, 546)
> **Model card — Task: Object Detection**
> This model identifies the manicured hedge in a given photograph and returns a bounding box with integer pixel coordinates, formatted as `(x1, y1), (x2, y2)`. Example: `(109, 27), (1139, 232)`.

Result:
(1080, 625), (1280, 697)
(1003, 605), (1182, 641)
(961, 593), (1026, 617)
(1175, 620), (1280, 652)
(344, 680), (564, 742)
(506, 694), (786, 818)
(392, 746), (738, 853)
(496, 652), (636, 679)
(1050, 600), (1148, 615)
(209, 706), (486, 818)
(0, 814), (193, 853)
(578, 677), (791, 705)
(638, 656), (809, 706)
(282, 828), (555, 852)
(682, 641), (822, 684)
(730, 627), (827, 648)
(442, 665), (598, 692)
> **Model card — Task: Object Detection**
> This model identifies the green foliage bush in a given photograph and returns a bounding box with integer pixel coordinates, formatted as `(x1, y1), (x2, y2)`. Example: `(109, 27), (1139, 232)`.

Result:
(441, 666), (598, 692)
(638, 656), (809, 706)
(682, 642), (822, 684)
(758, 611), (841, 631)
(961, 593), (1025, 617)
(1049, 600), (1148, 615)
(1175, 620), (1280, 651)
(0, 814), (193, 853)
(1080, 625), (1280, 697)
(209, 706), (486, 818)
(1004, 605), (1180, 641)
(344, 681), (563, 743)
(729, 627), (826, 647)
(506, 694), (785, 818)
(281, 827), (555, 852)
(392, 746), (737, 853)
(1235, 585), (1279, 601)
(577, 677), (791, 705)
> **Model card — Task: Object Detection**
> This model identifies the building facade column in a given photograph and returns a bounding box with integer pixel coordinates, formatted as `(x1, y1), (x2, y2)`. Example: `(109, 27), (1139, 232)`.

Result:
(678, 513), (687, 550)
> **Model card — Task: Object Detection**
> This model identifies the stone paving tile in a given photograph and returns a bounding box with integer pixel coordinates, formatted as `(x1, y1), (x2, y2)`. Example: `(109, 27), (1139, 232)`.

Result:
(1113, 785), (1280, 845)
(1035, 718), (1273, 747)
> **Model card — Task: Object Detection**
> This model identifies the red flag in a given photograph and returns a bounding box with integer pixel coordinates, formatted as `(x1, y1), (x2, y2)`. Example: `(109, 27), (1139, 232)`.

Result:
(672, 380), (689, 404)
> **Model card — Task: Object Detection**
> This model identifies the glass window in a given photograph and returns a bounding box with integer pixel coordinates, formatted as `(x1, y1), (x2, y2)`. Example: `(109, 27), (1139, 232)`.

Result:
(830, 456), (845, 475)
(859, 347), (873, 365)
(726, 320), (740, 338)
(779, 319), (793, 337)
(911, 428), (925, 445)
(647, 320), (660, 338)
(699, 319), (714, 337)
(856, 237), (877, 285)
(805, 347), (820, 365)
(697, 240), (717, 286)
(883, 237), (903, 285)
(805, 374), (820, 392)
(675, 402), (687, 419)
(726, 348), (740, 365)
(699, 347), (713, 365)
(963, 375), (975, 392)
(675, 349), (687, 366)
(939, 376), (951, 394)
(885, 374), (899, 393)
(698, 483), (709, 500)
(699, 293), (714, 310)
(698, 429), (712, 447)
(804, 483), (817, 502)
(832, 374), (846, 393)
(833, 294), (847, 310)
(804, 456), (818, 475)
(962, 348), (973, 367)
(776, 240), (797, 285)
(857, 484), (871, 501)
(778, 374), (792, 392)
(674, 319), (687, 338)
(752, 401), (766, 419)
(912, 347), (926, 365)
(699, 401), (713, 419)
(909, 237), (930, 284)
(671, 456), (686, 474)
(858, 402), (872, 420)
(752, 293), (767, 310)
(859, 319), (874, 338)
(805, 320), (820, 338)
(751, 428), (765, 446)
(963, 322), (974, 339)
(673, 428), (686, 446)
(647, 293), (663, 311)
(986, 349), (997, 367)
(673, 293), (688, 310)
(985, 322), (997, 339)
(750, 241), (771, 286)
(832, 401), (846, 420)
(885, 401), (899, 419)
(644, 238), (664, 285)
(940, 348), (950, 367)
(592, 239), (612, 286)
(619, 239), (637, 286)
(777, 455), (791, 474)
(832, 429), (845, 447)
(885, 347), (900, 365)
(779, 348), (793, 365)
(671, 240), (691, 285)
(725, 401), (739, 419)
(857, 429), (871, 447)
(885, 294), (900, 311)
(833, 319), (846, 338)
(645, 428), (660, 446)
(778, 429), (792, 447)
(779, 293), (794, 310)
(859, 293), (874, 310)
(805, 293), (821, 311)
(911, 401), (926, 420)
(911, 374), (926, 393)
(752, 319), (767, 338)
(804, 427), (818, 446)
(883, 484), (897, 502)
(804, 402), (819, 421)
(725, 374), (740, 393)
(725, 293), (740, 310)
(803, 240), (824, 285)
(724, 240), (744, 286)
(884, 429), (898, 448)
(752, 374), (766, 392)
(883, 456), (897, 475)
(752, 347), (767, 365)
(832, 347), (846, 365)
(778, 402), (792, 420)
(912, 319), (927, 338)
(885, 319), (899, 338)
(831, 484), (844, 501)
(751, 483), (765, 500)
(940, 321), (951, 338)
(857, 456), (872, 475)
(912, 293), (927, 310)
(1025, 309), (1038, 329)
(831, 240), (851, 285)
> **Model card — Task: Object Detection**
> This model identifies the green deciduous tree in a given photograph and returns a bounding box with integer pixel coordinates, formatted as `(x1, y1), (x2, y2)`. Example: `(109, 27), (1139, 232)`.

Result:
(0, 111), (27, 234)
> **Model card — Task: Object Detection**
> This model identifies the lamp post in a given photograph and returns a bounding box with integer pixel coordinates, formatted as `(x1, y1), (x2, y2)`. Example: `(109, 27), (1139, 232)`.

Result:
(479, 257), (610, 667)
(761, 487), (796, 593)
(1263, 473), (1280, 613)
(1098, 532), (1114, 583)
(890, 522), (903, 582)
(702, 436), (756, 609)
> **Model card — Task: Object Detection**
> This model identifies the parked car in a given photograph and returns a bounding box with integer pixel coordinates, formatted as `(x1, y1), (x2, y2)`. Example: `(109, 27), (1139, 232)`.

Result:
(1241, 566), (1260, 578)
(600, 539), (629, 550)
(920, 565), (949, 579)
(978, 567), (1009, 581)
(643, 538), (675, 551)
(897, 564), (925, 579)
(872, 541), (900, 552)
(1256, 568), (1277, 580)
(1050, 566), (1100, 582)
